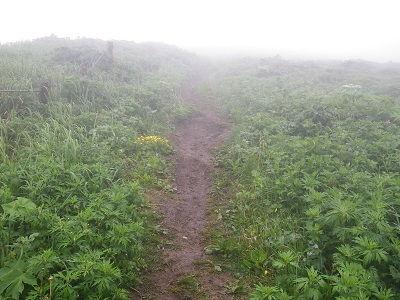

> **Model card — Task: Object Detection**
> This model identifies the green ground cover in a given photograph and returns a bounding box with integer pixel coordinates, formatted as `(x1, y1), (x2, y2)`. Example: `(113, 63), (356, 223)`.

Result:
(2, 37), (400, 299)
(202, 57), (400, 299)
(0, 36), (194, 299)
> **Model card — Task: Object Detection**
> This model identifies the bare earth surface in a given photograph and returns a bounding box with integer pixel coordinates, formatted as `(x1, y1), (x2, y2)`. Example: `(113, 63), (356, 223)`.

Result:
(133, 70), (234, 299)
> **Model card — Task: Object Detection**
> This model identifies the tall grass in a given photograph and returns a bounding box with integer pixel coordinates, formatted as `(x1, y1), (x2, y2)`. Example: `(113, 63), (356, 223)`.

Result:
(0, 36), (194, 299)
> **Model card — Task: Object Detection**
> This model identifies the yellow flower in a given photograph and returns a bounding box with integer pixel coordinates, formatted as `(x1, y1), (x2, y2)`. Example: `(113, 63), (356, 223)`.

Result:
(264, 269), (269, 275)
(134, 135), (169, 145)
(274, 208), (278, 213)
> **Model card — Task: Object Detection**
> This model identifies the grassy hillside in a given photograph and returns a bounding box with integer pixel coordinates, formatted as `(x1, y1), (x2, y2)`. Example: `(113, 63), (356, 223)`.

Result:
(2, 36), (400, 299)
(0, 36), (195, 299)
(201, 56), (400, 299)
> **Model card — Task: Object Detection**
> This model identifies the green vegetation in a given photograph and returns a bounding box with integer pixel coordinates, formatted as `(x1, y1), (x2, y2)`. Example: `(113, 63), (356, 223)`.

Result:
(2, 36), (400, 299)
(202, 57), (400, 299)
(171, 274), (206, 299)
(0, 36), (194, 299)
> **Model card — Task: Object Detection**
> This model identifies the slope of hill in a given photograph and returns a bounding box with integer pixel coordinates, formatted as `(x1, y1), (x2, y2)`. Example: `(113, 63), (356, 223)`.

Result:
(0, 36), (196, 299)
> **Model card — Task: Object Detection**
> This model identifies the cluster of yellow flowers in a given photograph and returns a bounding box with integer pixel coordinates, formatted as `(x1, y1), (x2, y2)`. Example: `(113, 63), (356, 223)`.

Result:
(135, 135), (169, 145)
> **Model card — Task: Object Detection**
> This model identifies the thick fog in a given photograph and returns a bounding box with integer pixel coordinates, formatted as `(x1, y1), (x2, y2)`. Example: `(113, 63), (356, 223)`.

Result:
(2, 0), (399, 62)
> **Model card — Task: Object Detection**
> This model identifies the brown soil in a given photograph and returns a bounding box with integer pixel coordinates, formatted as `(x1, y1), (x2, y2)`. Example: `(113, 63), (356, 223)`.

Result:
(132, 70), (235, 299)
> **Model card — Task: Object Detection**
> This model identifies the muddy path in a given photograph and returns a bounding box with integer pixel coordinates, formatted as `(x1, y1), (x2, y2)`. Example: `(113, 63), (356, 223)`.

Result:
(133, 69), (234, 299)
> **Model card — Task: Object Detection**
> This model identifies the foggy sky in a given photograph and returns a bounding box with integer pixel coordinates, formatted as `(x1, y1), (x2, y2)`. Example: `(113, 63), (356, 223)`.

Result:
(2, 0), (399, 62)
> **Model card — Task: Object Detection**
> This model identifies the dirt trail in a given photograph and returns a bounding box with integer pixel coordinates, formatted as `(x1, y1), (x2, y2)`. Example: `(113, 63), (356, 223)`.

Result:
(134, 70), (234, 299)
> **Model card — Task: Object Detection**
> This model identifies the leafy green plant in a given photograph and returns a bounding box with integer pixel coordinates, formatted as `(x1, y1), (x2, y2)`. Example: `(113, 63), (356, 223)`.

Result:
(249, 284), (291, 300)
(0, 36), (194, 299)
(201, 56), (400, 298)
(243, 249), (269, 273)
